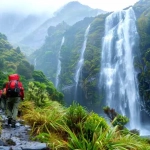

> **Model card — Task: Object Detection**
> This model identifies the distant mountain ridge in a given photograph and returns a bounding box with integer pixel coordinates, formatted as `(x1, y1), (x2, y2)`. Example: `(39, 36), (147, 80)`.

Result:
(20, 1), (106, 51)
(0, 1), (106, 55)
(0, 11), (50, 45)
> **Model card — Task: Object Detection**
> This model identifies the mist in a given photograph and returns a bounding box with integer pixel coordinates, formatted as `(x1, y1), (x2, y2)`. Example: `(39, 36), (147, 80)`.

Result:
(0, 0), (67, 15)
(0, 0), (139, 15)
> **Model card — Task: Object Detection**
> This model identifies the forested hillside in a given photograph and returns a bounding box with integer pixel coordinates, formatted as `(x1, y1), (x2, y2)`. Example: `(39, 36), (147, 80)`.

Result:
(29, 13), (109, 110)
(133, 0), (150, 113)
(0, 32), (63, 103)
(29, 22), (69, 83)
(28, 0), (150, 115)
(0, 32), (33, 89)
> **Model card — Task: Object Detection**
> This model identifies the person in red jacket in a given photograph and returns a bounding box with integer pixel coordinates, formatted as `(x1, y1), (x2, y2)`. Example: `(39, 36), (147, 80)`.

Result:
(5, 74), (24, 128)
(0, 90), (2, 109)
(0, 90), (2, 98)
(0, 83), (7, 112)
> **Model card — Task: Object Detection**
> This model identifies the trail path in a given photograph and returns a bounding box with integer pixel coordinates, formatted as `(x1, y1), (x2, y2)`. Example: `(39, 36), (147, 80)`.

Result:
(0, 110), (49, 150)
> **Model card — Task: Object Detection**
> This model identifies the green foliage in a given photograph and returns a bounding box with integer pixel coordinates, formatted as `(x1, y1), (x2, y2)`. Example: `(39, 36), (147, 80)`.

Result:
(0, 71), (7, 88)
(60, 18), (94, 87)
(112, 114), (129, 129)
(33, 132), (50, 143)
(20, 97), (150, 150)
(103, 106), (129, 129)
(26, 81), (64, 107)
(28, 14), (107, 107)
(0, 32), (34, 90)
(32, 70), (49, 83)
(62, 125), (148, 150)
(29, 22), (69, 83)
(137, 15), (150, 54)
(17, 60), (34, 79)
(135, 1), (150, 113)
(26, 82), (51, 107)
(134, 0), (150, 18)
(83, 112), (108, 141)
(64, 102), (88, 133)
(84, 113), (108, 133)
(32, 71), (64, 103)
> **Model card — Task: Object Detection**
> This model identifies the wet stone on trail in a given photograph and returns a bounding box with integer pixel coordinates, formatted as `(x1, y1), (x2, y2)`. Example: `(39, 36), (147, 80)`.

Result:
(0, 110), (49, 150)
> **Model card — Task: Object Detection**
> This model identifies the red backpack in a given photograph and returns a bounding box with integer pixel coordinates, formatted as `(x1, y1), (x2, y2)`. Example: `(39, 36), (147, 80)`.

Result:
(7, 80), (20, 97)
(0, 90), (2, 98)
(6, 74), (20, 97)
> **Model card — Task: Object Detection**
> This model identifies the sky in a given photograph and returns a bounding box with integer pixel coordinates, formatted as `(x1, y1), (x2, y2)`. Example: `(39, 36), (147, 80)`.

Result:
(0, 0), (139, 14)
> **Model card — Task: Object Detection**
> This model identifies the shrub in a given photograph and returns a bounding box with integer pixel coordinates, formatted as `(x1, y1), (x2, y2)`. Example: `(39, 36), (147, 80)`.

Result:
(83, 112), (108, 141)
(64, 102), (88, 134)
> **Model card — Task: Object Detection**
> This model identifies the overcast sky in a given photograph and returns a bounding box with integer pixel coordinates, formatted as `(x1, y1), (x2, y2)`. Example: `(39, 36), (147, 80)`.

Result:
(0, 0), (139, 14)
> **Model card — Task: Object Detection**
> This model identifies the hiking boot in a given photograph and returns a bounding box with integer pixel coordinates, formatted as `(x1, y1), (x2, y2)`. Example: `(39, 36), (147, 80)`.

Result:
(11, 119), (16, 128)
(7, 117), (12, 125)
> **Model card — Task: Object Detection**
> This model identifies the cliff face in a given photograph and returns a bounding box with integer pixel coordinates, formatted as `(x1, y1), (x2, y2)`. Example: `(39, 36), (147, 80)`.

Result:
(133, 0), (150, 114)
(28, 0), (150, 114)
(28, 13), (108, 110)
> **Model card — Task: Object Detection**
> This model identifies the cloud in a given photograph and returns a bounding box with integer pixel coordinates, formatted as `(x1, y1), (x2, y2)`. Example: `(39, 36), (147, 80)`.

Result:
(0, 0), (139, 14)
(79, 0), (138, 11)
(0, 0), (65, 14)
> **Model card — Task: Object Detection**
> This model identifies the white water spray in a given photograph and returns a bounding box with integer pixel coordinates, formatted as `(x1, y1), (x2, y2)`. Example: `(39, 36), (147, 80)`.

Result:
(55, 36), (65, 88)
(34, 58), (36, 67)
(74, 25), (90, 98)
(74, 25), (90, 85)
(99, 7), (140, 130)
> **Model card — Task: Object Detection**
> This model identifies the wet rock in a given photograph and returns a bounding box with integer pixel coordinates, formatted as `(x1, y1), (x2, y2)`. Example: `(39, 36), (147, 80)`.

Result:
(5, 139), (15, 146)
(0, 140), (8, 146)
(0, 146), (11, 150)
(15, 123), (21, 127)
(10, 138), (47, 150)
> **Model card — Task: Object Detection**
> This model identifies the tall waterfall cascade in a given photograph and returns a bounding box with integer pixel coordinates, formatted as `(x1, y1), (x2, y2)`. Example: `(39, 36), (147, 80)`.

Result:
(99, 7), (141, 130)
(55, 36), (65, 88)
(74, 25), (90, 98)
(34, 58), (37, 67)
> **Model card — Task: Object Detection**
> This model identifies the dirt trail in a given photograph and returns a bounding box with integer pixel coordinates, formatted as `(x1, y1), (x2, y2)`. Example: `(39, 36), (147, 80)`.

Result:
(0, 110), (49, 150)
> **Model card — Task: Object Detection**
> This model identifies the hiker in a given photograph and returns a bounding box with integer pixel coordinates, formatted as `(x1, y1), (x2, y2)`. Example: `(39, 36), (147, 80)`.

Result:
(5, 74), (24, 127)
(1, 83), (7, 112)
(0, 89), (2, 110)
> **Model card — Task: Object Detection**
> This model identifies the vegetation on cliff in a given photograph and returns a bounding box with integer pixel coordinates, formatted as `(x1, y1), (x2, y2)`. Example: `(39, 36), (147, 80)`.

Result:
(0, 33), (64, 103)
(133, 0), (150, 113)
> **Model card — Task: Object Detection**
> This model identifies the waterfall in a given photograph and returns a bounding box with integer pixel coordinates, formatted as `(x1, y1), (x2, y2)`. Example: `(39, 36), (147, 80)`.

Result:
(99, 7), (140, 130)
(74, 25), (90, 100)
(55, 36), (65, 88)
(34, 58), (36, 67)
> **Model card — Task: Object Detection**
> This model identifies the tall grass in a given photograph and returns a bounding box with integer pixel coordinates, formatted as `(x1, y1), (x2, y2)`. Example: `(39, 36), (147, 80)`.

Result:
(60, 125), (150, 150)
(19, 84), (150, 150)
(21, 101), (66, 135)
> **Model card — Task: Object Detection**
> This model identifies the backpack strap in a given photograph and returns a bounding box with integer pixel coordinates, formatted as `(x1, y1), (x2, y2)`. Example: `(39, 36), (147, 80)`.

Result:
(15, 80), (18, 88)
(8, 81), (12, 89)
